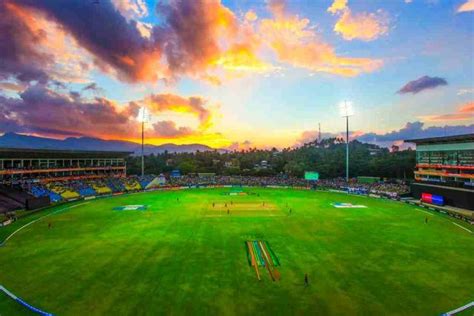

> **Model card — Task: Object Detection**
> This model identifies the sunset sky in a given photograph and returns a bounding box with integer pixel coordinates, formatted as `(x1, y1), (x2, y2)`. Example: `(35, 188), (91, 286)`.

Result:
(0, 0), (473, 149)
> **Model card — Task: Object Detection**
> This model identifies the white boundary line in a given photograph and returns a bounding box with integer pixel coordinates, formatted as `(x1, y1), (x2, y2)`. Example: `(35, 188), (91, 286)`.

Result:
(442, 301), (474, 315)
(451, 222), (473, 234)
(0, 285), (17, 300)
(1, 285), (53, 315)
(0, 202), (90, 247)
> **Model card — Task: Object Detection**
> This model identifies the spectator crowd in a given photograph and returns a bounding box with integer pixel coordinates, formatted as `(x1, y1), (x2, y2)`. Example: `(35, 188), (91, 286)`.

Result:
(316, 178), (410, 198)
(11, 174), (410, 203)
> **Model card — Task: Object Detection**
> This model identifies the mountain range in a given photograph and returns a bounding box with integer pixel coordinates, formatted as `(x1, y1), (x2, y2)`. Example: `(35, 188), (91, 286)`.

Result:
(0, 133), (217, 155)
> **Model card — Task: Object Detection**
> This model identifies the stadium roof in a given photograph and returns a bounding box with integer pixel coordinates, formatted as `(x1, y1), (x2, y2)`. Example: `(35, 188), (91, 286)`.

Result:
(0, 148), (132, 159)
(404, 133), (474, 145)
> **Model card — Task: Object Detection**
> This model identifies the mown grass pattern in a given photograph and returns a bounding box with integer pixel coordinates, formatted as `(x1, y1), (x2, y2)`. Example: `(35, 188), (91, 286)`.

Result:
(0, 188), (472, 315)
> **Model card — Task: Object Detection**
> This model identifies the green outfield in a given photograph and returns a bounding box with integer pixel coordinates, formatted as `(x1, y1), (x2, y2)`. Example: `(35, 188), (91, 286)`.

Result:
(0, 188), (473, 315)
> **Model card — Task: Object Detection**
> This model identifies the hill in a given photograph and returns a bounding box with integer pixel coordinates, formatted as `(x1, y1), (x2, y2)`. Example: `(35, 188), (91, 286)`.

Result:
(0, 132), (215, 154)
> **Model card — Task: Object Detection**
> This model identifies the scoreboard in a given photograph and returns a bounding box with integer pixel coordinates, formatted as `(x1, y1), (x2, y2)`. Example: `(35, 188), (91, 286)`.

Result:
(304, 171), (319, 181)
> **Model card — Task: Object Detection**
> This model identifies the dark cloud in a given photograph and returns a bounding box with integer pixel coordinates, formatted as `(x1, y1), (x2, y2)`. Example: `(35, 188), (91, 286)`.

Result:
(152, 120), (195, 137)
(0, 85), (137, 138)
(4, 0), (239, 84)
(50, 80), (67, 90)
(1, 0), (380, 86)
(13, 0), (163, 82)
(155, 0), (236, 75)
(82, 82), (104, 95)
(2, 0), (252, 84)
(69, 91), (81, 101)
(0, 1), (51, 83)
(357, 121), (474, 142)
(227, 140), (253, 151)
(124, 101), (141, 118)
(82, 83), (99, 91)
(0, 85), (215, 140)
(397, 75), (447, 94)
(0, 97), (24, 132)
(297, 121), (473, 148)
(24, 126), (85, 138)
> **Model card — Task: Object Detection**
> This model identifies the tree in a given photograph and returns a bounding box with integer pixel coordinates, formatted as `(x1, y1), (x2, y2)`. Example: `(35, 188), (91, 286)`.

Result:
(125, 139), (416, 180)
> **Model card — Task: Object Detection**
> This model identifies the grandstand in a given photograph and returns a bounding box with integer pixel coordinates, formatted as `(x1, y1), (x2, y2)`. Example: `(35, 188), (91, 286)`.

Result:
(405, 134), (474, 210)
(0, 148), (131, 211)
(0, 148), (130, 181)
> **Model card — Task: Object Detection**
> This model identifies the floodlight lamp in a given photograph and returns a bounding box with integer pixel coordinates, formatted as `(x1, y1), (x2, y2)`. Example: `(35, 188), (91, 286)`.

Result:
(137, 106), (151, 123)
(339, 101), (354, 117)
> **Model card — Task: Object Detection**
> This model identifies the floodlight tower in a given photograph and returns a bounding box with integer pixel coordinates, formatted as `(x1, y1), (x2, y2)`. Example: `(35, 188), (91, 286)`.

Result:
(339, 101), (354, 182)
(318, 123), (321, 144)
(137, 106), (150, 177)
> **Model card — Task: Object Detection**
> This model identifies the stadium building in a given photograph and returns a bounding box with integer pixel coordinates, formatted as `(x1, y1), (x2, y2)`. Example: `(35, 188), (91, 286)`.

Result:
(405, 134), (474, 210)
(0, 148), (131, 214)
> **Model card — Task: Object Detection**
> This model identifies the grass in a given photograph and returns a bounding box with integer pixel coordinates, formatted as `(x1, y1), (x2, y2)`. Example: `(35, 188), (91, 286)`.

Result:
(0, 188), (472, 315)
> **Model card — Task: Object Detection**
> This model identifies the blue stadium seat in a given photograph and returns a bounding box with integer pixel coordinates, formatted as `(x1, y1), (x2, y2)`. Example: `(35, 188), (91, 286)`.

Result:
(49, 191), (62, 202)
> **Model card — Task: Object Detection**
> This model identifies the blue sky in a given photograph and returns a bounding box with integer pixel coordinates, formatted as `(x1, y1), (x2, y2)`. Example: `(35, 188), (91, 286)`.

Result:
(0, 0), (472, 148)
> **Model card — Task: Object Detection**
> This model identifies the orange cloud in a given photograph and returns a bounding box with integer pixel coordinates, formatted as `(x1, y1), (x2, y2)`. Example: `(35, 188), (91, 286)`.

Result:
(125, 93), (227, 144)
(327, 0), (347, 14)
(6, 0), (383, 86)
(457, 0), (474, 13)
(328, 0), (389, 41)
(421, 101), (474, 122)
(134, 93), (230, 145)
(245, 10), (258, 22)
(145, 94), (214, 130)
(213, 43), (276, 73)
(160, 0), (274, 83)
(0, 84), (230, 146)
(334, 9), (389, 41)
(459, 101), (474, 113)
(260, 9), (383, 76)
(9, 0), (266, 85)
(162, 0), (237, 76)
